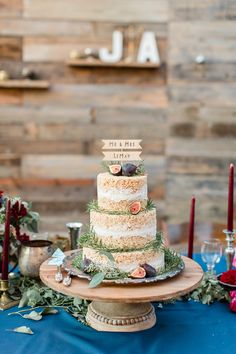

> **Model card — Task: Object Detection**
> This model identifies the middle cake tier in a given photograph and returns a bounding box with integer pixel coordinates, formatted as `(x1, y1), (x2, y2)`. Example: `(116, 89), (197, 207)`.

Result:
(90, 209), (156, 249)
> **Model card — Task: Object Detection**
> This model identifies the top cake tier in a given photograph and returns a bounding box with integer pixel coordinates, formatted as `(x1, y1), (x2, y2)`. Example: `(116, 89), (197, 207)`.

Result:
(97, 172), (147, 212)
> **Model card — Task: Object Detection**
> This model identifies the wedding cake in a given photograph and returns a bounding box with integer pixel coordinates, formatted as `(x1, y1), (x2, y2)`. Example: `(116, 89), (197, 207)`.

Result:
(78, 163), (165, 278)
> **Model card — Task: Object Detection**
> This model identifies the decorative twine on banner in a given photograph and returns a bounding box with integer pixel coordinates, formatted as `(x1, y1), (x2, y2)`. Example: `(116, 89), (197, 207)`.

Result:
(102, 139), (142, 161)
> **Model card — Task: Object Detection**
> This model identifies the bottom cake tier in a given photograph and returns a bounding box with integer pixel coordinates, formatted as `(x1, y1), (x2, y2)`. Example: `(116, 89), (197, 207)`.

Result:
(82, 246), (165, 273)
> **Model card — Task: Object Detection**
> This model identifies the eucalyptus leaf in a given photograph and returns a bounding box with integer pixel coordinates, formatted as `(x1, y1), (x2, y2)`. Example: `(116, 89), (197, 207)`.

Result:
(99, 250), (115, 263)
(27, 219), (38, 233)
(26, 289), (42, 307)
(29, 211), (40, 220)
(41, 307), (58, 315)
(10, 326), (34, 335)
(73, 297), (83, 307)
(18, 292), (28, 308)
(89, 272), (106, 288)
(23, 310), (42, 321)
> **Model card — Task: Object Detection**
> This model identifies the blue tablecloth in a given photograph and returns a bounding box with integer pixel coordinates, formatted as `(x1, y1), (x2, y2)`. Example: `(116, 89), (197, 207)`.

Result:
(0, 255), (235, 354)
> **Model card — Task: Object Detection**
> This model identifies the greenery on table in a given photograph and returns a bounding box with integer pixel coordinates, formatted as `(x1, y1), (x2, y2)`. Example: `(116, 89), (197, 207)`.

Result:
(185, 272), (230, 304)
(9, 277), (89, 325)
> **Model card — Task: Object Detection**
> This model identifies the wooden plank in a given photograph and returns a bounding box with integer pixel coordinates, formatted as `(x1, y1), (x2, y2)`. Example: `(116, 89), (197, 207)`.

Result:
(0, 0), (22, 17)
(0, 106), (90, 123)
(168, 104), (236, 124)
(24, 0), (168, 23)
(21, 155), (101, 179)
(167, 138), (236, 158)
(166, 174), (228, 223)
(0, 177), (95, 188)
(0, 141), (85, 155)
(0, 19), (93, 36)
(169, 83), (236, 106)
(168, 156), (234, 175)
(0, 80), (50, 89)
(0, 36), (22, 60)
(23, 84), (168, 109)
(0, 89), (22, 105)
(170, 0), (236, 20)
(169, 22), (236, 82)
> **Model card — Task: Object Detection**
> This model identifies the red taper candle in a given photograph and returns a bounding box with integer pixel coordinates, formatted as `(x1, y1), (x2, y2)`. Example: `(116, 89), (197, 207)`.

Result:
(1, 199), (11, 280)
(187, 196), (195, 259)
(227, 163), (234, 232)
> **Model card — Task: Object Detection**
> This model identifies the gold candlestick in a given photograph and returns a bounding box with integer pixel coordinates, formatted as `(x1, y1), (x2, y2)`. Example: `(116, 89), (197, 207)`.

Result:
(0, 279), (19, 310)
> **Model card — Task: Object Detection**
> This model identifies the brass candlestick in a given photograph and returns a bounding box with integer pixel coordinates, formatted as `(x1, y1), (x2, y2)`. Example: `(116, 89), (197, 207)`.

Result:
(0, 279), (19, 310)
(223, 229), (235, 270)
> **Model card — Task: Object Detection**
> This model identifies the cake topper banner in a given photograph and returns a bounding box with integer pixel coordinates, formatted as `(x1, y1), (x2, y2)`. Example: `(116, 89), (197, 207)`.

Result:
(102, 139), (142, 150)
(102, 151), (142, 161)
(102, 139), (142, 161)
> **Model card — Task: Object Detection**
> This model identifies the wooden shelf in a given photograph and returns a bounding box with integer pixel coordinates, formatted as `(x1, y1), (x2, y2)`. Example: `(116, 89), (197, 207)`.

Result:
(0, 80), (50, 89)
(67, 59), (160, 69)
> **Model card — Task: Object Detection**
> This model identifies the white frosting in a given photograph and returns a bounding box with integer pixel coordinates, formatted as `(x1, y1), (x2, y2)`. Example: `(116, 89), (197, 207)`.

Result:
(97, 185), (147, 202)
(117, 253), (165, 272)
(93, 225), (156, 238)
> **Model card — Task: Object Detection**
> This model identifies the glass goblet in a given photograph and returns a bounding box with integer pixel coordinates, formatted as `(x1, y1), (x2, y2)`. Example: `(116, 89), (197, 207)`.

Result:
(201, 239), (222, 274)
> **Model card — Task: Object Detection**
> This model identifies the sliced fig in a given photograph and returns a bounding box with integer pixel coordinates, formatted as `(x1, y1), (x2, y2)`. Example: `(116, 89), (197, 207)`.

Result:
(129, 201), (141, 215)
(122, 163), (137, 176)
(109, 164), (122, 176)
(82, 256), (92, 273)
(141, 263), (157, 278)
(130, 266), (146, 279)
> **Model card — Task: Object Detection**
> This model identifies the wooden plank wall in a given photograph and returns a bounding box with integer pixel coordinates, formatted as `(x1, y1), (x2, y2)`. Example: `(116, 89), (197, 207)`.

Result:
(0, 0), (235, 232)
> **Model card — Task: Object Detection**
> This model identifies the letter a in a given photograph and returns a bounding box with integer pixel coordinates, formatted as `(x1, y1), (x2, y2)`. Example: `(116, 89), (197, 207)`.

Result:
(137, 31), (160, 64)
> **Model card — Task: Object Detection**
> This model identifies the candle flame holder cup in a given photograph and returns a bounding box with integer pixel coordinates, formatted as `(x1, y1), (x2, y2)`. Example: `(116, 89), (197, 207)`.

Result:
(223, 229), (236, 270)
(66, 222), (83, 250)
(0, 279), (19, 311)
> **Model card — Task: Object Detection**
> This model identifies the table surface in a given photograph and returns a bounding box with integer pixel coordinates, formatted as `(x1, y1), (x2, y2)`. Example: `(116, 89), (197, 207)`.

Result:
(40, 254), (203, 302)
(0, 254), (234, 354)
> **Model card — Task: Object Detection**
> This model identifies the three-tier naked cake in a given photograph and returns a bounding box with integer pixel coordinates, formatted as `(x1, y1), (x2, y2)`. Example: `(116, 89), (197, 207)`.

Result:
(75, 162), (166, 280)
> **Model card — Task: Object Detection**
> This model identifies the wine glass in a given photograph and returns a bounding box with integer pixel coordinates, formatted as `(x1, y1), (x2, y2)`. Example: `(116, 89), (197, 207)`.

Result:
(201, 239), (222, 274)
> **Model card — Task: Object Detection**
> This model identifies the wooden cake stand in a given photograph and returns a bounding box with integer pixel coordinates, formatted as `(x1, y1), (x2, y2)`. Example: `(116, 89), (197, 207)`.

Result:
(40, 252), (203, 332)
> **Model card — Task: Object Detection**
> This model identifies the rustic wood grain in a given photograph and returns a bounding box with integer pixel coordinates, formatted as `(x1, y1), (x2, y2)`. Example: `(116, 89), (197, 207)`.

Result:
(0, 36), (22, 60)
(0, 19), (93, 36)
(170, 0), (236, 20)
(169, 22), (236, 83)
(0, 89), (22, 105)
(24, 0), (168, 23)
(23, 84), (168, 109)
(0, 0), (22, 17)
(40, 253), (203, 302)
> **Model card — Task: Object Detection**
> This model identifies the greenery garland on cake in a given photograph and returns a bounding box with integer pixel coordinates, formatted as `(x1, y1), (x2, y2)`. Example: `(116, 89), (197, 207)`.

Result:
(87, 199), (155, 215)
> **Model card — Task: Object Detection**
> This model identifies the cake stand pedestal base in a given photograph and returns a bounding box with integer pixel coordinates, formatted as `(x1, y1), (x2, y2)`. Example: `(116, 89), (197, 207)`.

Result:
(86, 301), (156, 332)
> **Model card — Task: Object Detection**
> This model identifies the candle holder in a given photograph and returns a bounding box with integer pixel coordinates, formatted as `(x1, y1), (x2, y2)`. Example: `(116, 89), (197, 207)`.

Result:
(223, 229), (236, 270)
(0, 279), (19, 310)
(66, 222), (83, 250)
